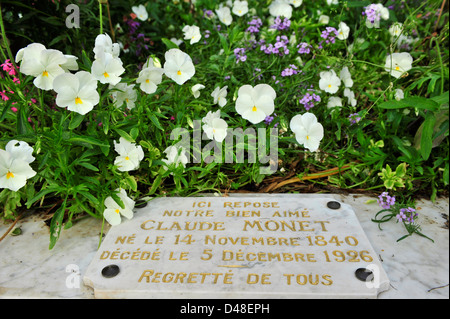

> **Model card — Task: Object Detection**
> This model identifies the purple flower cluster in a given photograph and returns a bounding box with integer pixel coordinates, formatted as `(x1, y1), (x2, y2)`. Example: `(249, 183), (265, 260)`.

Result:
(378, 192), (396, 209)
(349, 113), (361, 125)
(363, 4), (381, 24)
(234, 48), (247, 63)
(260, 35), (289, 56)
(264, 113), (278, 126)
(270, 16), (291, 31)
(396, 207), (418, 223)
(203, 9), (214, 19)
(297, 42), (312, 54)
(299, 93), (321, 111)
(320, 27), (339, 45)
(281, 64), (299, 77)
(247, 17), (263, 33)
(126, 18), (140, 34)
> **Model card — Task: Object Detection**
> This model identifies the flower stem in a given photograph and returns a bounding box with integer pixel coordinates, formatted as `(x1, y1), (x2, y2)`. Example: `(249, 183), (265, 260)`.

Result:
(0, 3), (16, 65)
(98, 0), (103, 34)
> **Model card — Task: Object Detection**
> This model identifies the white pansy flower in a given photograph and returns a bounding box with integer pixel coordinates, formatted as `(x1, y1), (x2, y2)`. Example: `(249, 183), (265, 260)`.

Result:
(132, 4), (148, 21)
(232, 0), (249, 16)
(170, 38), (184, 46)
(162, 145), (189, 170)
(110, 83), (137, 109)
(344, 88), (357, 107)
(0, 149), (36, 192)
(103, 189), (135, 226)
(163, 48), (195, 85)
(290, 0), (303, 8)
(5, 140), (35, 164)
(60, 54), (79, 72)
(182, 25), (202, 44)
(137, 61), (164, 94)
(327, 96), (342, 108)
(93, 33), (120, 60)
(318, 15), (329, 24)
(389, 22), (403, 38)
(394, 89), (404, 101)
(235, 84), (276, 124)
(191, 84), (205, 98)
(337, 22), (350, 40)
(15, 43), (46, 65)
(339, 66), (353, 88)
(19, 48), (67, 91)
(269, 0), (292, 19)
(319, 69), (341, 94)
(384, 52), (413, 79)
(290, 113), (324, 152)
(211, 86), (228, 107)
(202, 110), (228, 143)
(327, 0), (338, 4)
(113, 137), (144, 172)
(53, 71), (99, 115)
(91, 51), (125, 85)
(216, 6), (233, 26)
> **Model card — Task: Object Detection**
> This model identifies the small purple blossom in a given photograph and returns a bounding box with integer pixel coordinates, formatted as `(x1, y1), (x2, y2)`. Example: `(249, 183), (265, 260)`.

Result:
(247, 17), (263, 33)
(297, 42), (312, 54)
(396, 210), (407, 221)
(234, 48), (247, 63)
(349, 113), (361, 125)
(378, 192), (396, 209)
(264, 113), (278, 127)
(261, 35), (289, 56)
(299, 92), (321, 111)
(363, 4), (381, 24)
(270, 16), (291, 31)
(320, 27), (339, 44)
(281, 65), (298, 77)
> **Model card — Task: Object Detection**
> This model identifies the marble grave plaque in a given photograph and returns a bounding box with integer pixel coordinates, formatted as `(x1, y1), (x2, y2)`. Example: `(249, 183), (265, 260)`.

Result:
(84, 195), (390, 298)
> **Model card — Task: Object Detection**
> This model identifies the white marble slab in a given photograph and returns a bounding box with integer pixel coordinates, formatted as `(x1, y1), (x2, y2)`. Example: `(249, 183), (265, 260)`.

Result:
(0, 194), (448, 299)
(83, 195), (390, 298)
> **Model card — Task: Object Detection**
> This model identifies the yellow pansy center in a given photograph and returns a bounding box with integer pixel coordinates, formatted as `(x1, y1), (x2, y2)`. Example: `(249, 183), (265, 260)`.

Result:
(125, 156), (130, 160)
(145, 79), (150, 83)
(395, 66), (400, 71)
(252, 106), (257, 112)
(177, 70), (182, 76)
(103, 72), (109, 78)
(75, 97), (83, 104)
(306, 135), (310, 140)
(328, 84), (332, 88)
(42, 70), (49, 77)
(115, 209), (120, 214)
(6, 171), (14, 179)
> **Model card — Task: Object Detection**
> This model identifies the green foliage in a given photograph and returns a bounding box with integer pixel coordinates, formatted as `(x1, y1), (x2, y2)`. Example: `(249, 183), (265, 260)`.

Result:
(0, 0), (448, 248)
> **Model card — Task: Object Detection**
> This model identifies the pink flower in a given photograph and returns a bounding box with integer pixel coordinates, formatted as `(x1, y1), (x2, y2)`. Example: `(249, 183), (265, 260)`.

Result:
(0, 91), (9, 101)
(11, 107), (18, 112)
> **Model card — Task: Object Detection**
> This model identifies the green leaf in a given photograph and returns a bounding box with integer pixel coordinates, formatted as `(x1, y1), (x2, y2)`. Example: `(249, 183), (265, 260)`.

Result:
(49, 201), (67, 250)
(78, 162), (99, 172)
(110, 192), (125, 209)
(17, 107), (33, 135)
(79, 191), (100, 206)
(420, 112), (436, 160)
(149, 114), (164, 131)
(130, 127), (139, 141)
(114, 128), (135, 142)
(161, 37), (179, 50)
(69, 114), (85, 130)
(125, 175), (138, 192)
(378, 97), (440, 111)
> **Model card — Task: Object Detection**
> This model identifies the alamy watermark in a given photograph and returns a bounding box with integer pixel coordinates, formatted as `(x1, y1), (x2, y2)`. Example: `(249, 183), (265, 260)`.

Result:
(170, 120), (279, 174)
(65, 263), (80, 289)
(65, 4), (80, 29)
